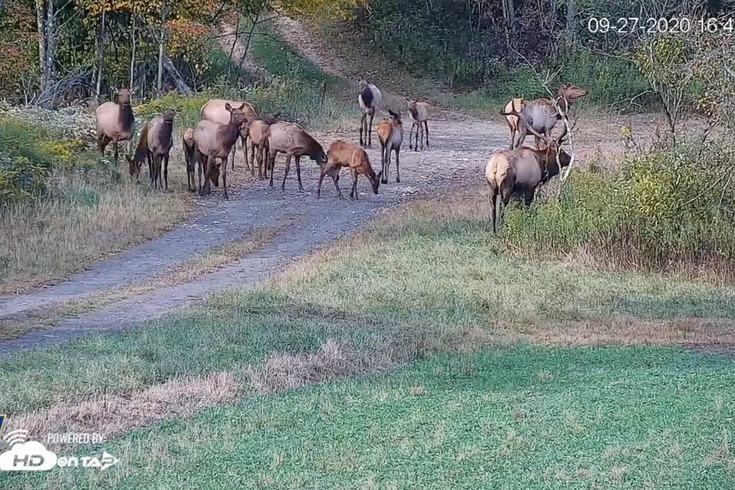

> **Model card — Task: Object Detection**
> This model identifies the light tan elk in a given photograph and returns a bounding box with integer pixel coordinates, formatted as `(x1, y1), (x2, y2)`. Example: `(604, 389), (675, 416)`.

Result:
(126, 109), (176, 190)
(377, 109), (403, 184)
(500, 83), (587, 149)
(182, 128), (196, 192)
(407, 100), (430, 151)
(96, 88), (135, 166)
(243, 111), (280, 180)
(192, 102), (248, 200)
(317, 139), (383, 200)
(358, 80), (382, 148)
(200, 98), (258, 171)
(501, 96), (525, 149)
(485, 132), (571, 233)
(266, 122), (327, 192)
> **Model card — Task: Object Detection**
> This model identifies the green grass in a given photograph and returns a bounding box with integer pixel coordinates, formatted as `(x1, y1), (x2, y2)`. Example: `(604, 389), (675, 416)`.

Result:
(4, 345), (735, 489)
(3, 194), (735, 414)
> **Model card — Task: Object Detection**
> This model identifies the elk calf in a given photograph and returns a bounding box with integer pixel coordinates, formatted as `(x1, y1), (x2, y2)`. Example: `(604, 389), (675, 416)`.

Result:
(245, 112), (280, 180)
(502, 96), (525, 149)
(183, 128), (196, 192)
(485, 133), (571, 233)
(377, 109), (403, 184)
(358, 80), (382, 148)
(96, 88), (135, 167)
(407, 100), (430, 151)
(266, 122), (327, 192)
(317, 139), (382, 200)
(500, 83), (587, 149)
(192, 102), (247, 200)
(200, 98), (258, 171)
(126, 109), (176, 190)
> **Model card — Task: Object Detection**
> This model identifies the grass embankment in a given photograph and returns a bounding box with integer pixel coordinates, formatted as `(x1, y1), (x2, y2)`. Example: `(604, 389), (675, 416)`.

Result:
(0, 113), (192, 294)
(1, 189), (735, 488)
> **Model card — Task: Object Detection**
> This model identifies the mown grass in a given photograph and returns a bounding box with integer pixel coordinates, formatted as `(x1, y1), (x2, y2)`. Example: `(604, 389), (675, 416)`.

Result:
(2, 191), (735, 415)
(4, 345), (735, 489)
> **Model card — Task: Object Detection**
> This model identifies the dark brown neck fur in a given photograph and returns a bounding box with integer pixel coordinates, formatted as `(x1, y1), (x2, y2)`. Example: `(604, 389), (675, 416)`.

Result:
(119, 104), (134, 133)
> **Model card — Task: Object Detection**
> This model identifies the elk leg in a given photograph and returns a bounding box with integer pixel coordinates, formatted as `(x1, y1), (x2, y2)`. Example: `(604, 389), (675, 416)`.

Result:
(395, 147), (401, 183)
(349, 168), (359, 200)
(113, 141), (119, 166)
(222, 157), (229, 200)
(359, 113), (366, 147)
(368, 112), (374, 148)
(523, 190), (534, 207)
(332, 169), (343, 199)
(281, 154), (291, 191)
(269, 150), (276, 188)
(382, 145), (390, 184)
(409, 122), (415, 150)
(295, 155), (304, 192)
(163, 154), (169, 191)
(98, 134), (111, 155)
(197, 156), (203, 195)
(317, 163), (334, 198)
(424, 121), (429, 147)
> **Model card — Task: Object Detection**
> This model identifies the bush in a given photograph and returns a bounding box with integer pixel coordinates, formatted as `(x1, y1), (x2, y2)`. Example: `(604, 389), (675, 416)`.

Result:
(501, 142), (735, 279)
(0, 118), (56, 205)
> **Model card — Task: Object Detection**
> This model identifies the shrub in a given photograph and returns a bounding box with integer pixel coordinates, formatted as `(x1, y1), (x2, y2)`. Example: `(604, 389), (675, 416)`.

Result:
(501, 141), (735, 280)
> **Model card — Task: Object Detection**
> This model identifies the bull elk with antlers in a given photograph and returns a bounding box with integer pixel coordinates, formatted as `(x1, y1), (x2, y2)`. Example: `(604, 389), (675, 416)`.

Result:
(485, 131), (571, 234)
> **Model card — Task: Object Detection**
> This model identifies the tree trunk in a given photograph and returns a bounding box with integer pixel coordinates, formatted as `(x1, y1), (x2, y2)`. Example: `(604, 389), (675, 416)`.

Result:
(566, 0), (577, 44)
(40, 0), (56, 107)
(162, 55), (193, 96)
(129, 17), (136, 91)
(501, 0), (515, 54)
(156, 4), (167, 98)
(36, 0), (46, 88)
(95, 10), (106, 100)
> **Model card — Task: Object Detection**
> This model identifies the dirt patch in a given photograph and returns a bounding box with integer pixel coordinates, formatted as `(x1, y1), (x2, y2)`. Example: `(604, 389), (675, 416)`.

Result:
(4, 371), (241, 451)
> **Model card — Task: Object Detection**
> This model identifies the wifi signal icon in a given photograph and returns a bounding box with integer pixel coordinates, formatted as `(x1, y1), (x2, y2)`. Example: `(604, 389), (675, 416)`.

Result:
(3, 429), (29, 447)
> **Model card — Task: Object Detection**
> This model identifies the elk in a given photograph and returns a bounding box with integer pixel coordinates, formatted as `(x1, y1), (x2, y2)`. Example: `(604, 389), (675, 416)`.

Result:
(243, 111), (280, 180)
(407, 100), (430, 151)
(200, 98), (258, 171)
(125, 109), (176, 190)
(192, 102), (248, 200)
(183, 128), (196, 192)
(317, 139), (382, 200)
(96, 88), (135, 166)
(502, 96), (525, 149)
(358, 80), (382, 148)
(500, 83), (587, 149)
(266, 121), (327, 192)
(485, 133), (571, 234)
(377, 109), (403, 185)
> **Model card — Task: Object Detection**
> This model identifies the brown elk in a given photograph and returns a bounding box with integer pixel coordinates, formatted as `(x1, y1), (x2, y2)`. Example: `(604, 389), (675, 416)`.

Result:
(407, 100), (430, 151)
(243, 112), (280, 180)
(192, 102), (248, 200)
(96, 88), (135, 166)
(266, 121), (327, 192)
(500, 83), (587, 149)
(485, 132), (571, 234)
(377, 109), (403, 184)
(358, 80), (382, 148)
(125, 109), (176, 190)
(183, 127), (196, 192)
(317, 139), (383, 200)
(200, 98), (258, 171)
(502, 96), (525, 149)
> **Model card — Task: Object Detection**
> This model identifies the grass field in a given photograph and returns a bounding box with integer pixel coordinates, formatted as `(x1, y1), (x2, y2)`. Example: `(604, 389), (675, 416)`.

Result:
(1, 190), (735, 489)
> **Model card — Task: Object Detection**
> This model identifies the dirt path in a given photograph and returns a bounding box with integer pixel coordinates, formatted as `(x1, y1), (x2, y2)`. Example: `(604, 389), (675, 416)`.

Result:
(0, 22), (507, 358)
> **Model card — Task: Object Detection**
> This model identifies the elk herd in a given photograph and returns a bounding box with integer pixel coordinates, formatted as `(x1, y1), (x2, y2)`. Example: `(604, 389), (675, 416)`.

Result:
(95, 79), (587, 231)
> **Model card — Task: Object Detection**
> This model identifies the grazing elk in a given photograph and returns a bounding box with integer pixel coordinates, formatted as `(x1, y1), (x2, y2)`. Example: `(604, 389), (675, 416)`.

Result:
(96, 88), (135, 166)
(407, 100), (430, 151)
(500, 83), (587, 149)
(192, 102), (248, 200)
(243, 111), (280, 180)
(502, 96), (525, 149)
(182, 128), (196, 192)
(126, 109), (176, 190)
(358, 80), (382, 148)
(485, 132), (571, 234)
(317, 139), (382, 200)
(377, 109), (403, 184)
(266, 121), (327, 192)
(200, 98), (258, 171)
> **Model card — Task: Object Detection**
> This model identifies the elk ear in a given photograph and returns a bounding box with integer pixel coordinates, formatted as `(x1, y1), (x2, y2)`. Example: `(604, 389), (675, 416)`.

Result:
(388, 109), (399, 119)
(225, 103), (233, 112)
(238, 103), (246, 111)
(129, 89), (136, 96)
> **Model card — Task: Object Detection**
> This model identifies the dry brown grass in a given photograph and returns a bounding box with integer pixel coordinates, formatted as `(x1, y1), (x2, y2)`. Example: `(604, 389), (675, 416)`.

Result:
(4, 371), (242, 451)
(0, 226), (283, 340)
(0, 169), (194, 295)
